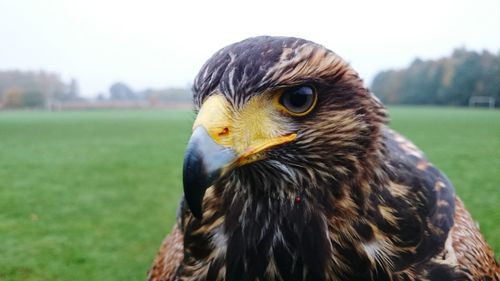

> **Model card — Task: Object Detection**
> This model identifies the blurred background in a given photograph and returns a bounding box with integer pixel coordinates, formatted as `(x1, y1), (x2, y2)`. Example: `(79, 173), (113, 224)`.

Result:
(0, 0), (498, 280)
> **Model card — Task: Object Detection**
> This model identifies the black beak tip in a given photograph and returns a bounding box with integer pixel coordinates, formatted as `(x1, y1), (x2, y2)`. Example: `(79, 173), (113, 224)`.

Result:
(183, 148), (207, 219)
(182, 126), (237, 220)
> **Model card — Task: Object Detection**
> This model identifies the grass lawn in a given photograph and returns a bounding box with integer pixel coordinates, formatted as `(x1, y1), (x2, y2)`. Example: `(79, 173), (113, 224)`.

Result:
(0, 107), (498, 280)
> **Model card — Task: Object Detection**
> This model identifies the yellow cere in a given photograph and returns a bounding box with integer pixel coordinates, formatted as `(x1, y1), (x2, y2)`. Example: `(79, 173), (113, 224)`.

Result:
(192, 94), (234, 146)
(192, 93), (296, 162)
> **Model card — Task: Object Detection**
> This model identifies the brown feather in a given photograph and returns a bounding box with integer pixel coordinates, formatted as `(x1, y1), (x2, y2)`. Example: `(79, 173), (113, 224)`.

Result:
(450, 198), (500, 279)
(148, 224), (184, 281)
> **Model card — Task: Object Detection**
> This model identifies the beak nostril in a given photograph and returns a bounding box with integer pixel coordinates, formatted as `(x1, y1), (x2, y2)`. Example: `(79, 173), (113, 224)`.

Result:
(218, 127), (229, 136)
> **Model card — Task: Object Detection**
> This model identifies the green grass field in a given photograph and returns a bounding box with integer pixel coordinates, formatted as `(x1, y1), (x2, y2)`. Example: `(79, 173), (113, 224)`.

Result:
(0, 107), (498, 280)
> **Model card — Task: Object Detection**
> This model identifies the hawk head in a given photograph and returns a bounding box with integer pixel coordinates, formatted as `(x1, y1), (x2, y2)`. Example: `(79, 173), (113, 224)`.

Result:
(151, 37), (481, 281)
(183, 36), (387, 219)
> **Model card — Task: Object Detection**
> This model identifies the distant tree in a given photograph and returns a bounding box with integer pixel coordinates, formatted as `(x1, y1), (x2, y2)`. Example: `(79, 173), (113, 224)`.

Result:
(69, 78), (80, 98)
(476, 50), (500, 105)
(154, 87), (192, 103)
(109, 82), (136, 100)
(3, 86), (24, 108)
(370, 47), (500, 107)
(23, 90), (44, 107)
(447, 49), (482, 105)
(0, 70), (81, 107)
(54, 78), (80, 101)
(96, 93), (107, 101)
(372, 70), (404, 104)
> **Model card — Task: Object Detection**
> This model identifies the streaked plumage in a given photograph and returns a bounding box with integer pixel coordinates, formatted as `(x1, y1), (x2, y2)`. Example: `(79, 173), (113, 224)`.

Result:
(148, 36), (499, 281)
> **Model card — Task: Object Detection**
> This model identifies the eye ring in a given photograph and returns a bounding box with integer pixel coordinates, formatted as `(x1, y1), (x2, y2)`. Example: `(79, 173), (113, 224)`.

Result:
(276, 85), (317, 116)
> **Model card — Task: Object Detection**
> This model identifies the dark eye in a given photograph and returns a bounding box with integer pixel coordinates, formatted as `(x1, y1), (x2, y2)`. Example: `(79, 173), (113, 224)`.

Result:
(279, 85), (317, 116)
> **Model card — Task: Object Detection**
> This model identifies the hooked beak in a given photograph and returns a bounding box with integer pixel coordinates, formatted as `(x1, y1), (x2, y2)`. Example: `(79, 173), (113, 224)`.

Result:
(182, 126), (236, 218)
(182, 94), (296, 219)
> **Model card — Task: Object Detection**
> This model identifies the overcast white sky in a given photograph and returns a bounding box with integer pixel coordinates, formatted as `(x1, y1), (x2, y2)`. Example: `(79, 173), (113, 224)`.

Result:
(0, 0), (499, 97)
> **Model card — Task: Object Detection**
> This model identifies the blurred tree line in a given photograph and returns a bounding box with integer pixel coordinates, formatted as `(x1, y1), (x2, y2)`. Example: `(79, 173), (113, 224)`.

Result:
(371, 48), (500, 107)
(102, 82), (191, 104)
(0, 70), (80, 108)
(0, 71), (192, 109)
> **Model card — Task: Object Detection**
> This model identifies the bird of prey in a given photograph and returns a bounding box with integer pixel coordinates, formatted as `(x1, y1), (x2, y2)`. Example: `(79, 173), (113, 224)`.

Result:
(148, 36), (499, 281)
